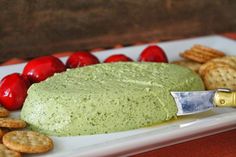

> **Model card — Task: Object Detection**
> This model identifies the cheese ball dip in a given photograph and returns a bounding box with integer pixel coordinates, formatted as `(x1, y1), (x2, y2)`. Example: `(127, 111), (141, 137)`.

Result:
(21, 62), (204, 136)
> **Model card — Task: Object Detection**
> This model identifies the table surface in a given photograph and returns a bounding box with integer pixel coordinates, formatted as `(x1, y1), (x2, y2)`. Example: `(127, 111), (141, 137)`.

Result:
(1, 33), (236, 157)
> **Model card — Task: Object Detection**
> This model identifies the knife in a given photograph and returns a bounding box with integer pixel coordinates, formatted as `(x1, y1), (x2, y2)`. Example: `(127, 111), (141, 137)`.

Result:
(171, 88), (236, 116)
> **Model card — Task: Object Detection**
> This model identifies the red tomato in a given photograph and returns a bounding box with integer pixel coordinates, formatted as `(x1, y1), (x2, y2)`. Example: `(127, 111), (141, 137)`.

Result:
(104, 54), (133, 63)
(23, 56), (66, 83)
(0, 73), (29, 111)
(66, 52), (100, 68)
(138, 45), (168, 63)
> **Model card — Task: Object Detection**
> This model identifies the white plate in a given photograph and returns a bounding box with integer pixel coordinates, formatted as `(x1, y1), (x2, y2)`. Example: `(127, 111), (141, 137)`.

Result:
(1, 35), (236, 157)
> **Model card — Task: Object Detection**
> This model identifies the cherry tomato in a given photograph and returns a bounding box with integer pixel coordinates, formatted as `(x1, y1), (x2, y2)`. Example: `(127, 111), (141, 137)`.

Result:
(23, 56), (66, 83)
(104, 54), (133, 63)
(138, 45), (168, 63)
(66, 52), (100, 68)
(0, 73), (29, 111)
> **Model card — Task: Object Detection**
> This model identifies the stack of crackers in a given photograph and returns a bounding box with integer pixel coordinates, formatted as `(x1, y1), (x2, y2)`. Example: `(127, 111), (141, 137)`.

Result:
(0, 107), (53, 157)
(172, 44), (236, 90)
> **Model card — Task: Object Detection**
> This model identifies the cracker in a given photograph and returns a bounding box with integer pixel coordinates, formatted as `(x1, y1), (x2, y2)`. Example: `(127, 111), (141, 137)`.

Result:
(226, 56), (236, 62)
(199, 62), (229, 77)
(0, 144), (21, 157)
(203, 66), (236, 90)
(0, 107), (10, 117)
(3, 131), (53, 154)
(171, 60), (202, 72)
(180, 45), (225, 63)
(192, 45), (225, 57)
(199, 56), (236, 77)
(210, 56), (236, 67)
(0, 118), (26, 129)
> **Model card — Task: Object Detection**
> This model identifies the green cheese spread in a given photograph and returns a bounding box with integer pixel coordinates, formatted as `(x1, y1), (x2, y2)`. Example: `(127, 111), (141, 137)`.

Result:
(21, 62), (204, 136)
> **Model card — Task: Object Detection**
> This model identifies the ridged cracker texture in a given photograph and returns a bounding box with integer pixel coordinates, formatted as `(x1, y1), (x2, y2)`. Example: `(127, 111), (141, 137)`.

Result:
(3, 131), (53, 154)
(0, 118), (26, 129)
(180, 44), (225, 63)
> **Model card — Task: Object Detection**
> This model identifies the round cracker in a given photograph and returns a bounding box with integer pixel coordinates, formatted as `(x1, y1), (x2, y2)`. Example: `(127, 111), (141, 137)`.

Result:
(199, 61), (229, 77)
(225, 56), (236, 62)
(0, 118), (26, 129)
(208, 56), (236, 69)
(199, 56), (236, 77)
(3, 131), (53, 154)
(203, 66), (236, 90)
(0, 144), (21, 157)
(0, 107), (10, 117)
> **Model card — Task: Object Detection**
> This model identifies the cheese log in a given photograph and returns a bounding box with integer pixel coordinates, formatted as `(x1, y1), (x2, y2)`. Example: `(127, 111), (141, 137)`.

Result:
(21, 62), (204, 136)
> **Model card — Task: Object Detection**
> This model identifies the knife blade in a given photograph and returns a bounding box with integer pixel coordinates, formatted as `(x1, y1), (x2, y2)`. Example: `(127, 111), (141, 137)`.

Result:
(171, 88), (236, 116)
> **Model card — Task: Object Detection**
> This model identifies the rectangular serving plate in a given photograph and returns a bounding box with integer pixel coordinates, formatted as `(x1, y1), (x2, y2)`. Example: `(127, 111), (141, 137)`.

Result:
(1, 35), (236, 157)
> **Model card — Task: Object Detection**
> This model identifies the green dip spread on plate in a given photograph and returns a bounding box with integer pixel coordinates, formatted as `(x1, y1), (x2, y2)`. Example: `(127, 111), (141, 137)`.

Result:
(21, 62), (204, 136)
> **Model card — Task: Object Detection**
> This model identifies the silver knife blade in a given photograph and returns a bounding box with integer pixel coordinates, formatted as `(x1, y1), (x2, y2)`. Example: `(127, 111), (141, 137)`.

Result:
(171, 90), (216, 116)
